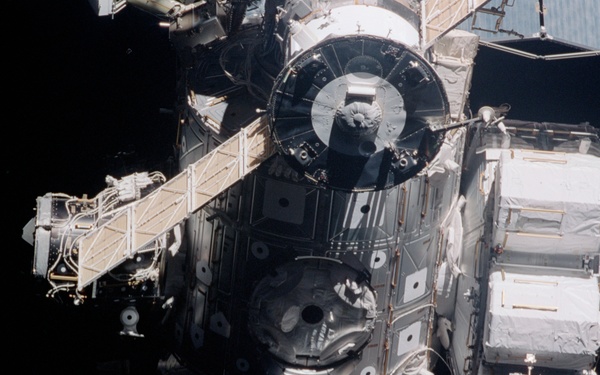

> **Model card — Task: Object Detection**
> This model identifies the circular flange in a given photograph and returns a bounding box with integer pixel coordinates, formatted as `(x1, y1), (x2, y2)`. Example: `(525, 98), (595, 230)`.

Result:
(268, 35), (448, 191)
(248, 257), (376, 368)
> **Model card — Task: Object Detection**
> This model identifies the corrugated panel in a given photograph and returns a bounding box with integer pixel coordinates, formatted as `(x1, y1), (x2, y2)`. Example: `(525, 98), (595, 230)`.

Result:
(423, 0), (492, 47)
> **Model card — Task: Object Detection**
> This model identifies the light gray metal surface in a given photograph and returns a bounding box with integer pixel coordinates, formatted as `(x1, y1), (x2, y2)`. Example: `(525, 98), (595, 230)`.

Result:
(458, 0), (600, 49)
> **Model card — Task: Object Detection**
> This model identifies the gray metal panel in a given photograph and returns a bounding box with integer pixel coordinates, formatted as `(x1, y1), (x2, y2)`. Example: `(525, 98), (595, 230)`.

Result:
(250, 177), (319, 239)
(459, 0), (600, 49)
(386, 310), (432, 373)
(364, 248), (393, 310)
(400, 176), (437, 240)
(349, 321), (387, 375)
(394, 234), (437, 308)
(328, 190), (399, 243)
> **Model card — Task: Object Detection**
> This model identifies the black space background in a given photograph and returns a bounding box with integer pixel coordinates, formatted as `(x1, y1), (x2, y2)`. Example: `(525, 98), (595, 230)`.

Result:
(8, 2), (599, 374)
(10, 2), (177, 374)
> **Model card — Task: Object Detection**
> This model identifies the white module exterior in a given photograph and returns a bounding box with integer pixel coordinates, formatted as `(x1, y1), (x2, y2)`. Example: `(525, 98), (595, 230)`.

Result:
(493, 149), (600, 254)
(287, 5), (419, 58)
(483, 269), (600, 369)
